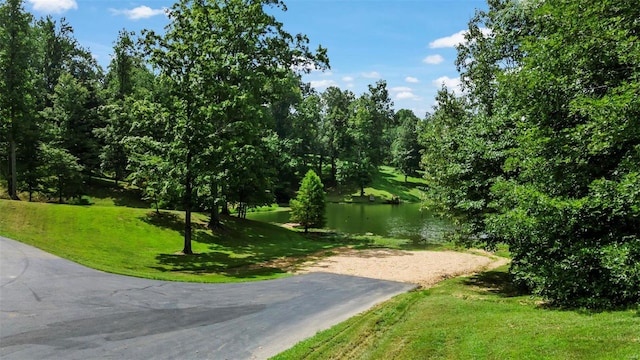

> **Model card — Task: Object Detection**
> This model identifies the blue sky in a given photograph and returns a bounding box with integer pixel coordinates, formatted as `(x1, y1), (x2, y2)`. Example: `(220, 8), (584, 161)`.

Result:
(24, 0), (487, 116)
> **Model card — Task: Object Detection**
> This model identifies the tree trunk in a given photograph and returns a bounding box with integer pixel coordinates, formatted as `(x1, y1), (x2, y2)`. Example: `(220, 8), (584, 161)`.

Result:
(330, 156), (337, 186)
(8, 134), (18, 200)
(208, 182), (221, 229)
(405, 174), (408, 184)
(183, 150), (193, 255)
(58, 176), (63, 203)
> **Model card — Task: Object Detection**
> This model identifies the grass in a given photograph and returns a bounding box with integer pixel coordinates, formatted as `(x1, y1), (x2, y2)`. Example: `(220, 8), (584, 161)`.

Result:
(327, 166), (427, 204)
(0, 199), (354, 282)
(272, 266), (640, 360)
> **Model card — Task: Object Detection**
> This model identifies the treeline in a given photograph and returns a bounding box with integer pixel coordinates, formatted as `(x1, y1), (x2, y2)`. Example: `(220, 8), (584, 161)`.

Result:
(422, 0), (639, 308)
(0, 0), (423, 250)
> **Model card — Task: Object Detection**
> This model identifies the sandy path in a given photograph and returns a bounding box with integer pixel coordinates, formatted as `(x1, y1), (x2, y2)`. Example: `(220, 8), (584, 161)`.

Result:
(295, 248), (509, 288)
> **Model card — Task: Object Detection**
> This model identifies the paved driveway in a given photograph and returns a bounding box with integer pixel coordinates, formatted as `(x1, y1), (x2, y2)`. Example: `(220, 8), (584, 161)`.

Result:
(0, 236), (414, 359)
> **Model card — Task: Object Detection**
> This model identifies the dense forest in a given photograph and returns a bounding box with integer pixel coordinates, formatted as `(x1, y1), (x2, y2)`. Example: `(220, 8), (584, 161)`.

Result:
(1, 0), (638, 308)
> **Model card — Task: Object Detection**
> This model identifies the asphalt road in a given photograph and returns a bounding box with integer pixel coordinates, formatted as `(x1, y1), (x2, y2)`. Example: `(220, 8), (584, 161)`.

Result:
(0, 236), (415, 359)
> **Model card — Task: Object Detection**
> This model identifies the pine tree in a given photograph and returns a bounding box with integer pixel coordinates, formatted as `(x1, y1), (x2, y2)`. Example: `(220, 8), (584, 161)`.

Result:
(290, 170), (325, 233)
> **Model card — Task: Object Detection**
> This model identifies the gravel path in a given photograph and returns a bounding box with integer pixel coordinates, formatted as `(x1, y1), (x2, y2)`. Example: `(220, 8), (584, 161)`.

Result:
(295, 248), (510, 288)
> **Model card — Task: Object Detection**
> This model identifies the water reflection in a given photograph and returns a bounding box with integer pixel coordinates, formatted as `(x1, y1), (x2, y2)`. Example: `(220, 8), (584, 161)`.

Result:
(247, 203), (450, 243)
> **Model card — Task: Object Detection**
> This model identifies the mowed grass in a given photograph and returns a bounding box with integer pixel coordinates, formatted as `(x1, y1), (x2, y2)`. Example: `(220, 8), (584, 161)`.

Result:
(327, 166), (427, 204)
(0, 199), (349, 282)
(272, 266), (640, 360)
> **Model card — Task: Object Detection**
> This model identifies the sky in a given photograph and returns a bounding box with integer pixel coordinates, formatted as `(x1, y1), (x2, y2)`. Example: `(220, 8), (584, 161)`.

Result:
(23, 0), (488, 117)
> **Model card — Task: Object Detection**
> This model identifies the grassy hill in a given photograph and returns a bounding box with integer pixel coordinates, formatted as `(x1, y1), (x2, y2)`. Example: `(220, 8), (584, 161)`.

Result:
(0, 199), (350, 282)
(327, 166), (427, 204)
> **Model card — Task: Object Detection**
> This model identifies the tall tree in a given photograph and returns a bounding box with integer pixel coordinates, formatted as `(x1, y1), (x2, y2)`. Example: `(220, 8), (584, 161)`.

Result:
(485, 0), (640, 308)
(321, 86), (354, 185)
(392, 109), (421, 183)
(0, 0), (34, 199)
(141, 0), (327, 254)
(35, 17), (104, 176)
(96, 30), (151, 185)
(422, 0), (640, 308)
(337, 96), (376, 196)
(364, 80), (394, 165)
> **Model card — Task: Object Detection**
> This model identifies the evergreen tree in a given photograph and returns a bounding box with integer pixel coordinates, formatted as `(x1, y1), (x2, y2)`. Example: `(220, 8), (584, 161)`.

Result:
(290, 170), (325, 233)
(0, 0), (35, 199)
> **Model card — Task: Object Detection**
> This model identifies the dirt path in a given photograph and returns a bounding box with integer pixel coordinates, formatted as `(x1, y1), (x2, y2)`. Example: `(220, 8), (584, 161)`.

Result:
(294, 248), (510, 288)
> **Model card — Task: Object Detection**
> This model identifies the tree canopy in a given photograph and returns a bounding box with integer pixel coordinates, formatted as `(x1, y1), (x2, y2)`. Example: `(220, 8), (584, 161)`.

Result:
(421, 0), (640, 308)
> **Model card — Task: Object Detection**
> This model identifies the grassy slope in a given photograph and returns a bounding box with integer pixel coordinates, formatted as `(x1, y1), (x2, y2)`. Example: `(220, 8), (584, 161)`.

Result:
(0, 199), (350, 282)
(273, 266), (640, 360)
(327, 166), (426, 204)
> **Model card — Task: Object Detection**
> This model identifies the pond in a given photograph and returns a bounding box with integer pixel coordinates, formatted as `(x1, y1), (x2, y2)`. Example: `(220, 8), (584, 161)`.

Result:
(247, 203), (451, 243)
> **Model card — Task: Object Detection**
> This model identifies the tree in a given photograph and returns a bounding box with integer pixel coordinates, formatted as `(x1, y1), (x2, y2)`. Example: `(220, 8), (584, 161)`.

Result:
(421, 0), (640, 308)
(392, 109), (421, 183)
(484, 0), (640, 308)
(364, 80), (394, 165)
(141, 0), (328, 254)
(337, 96), (377, 196)
(39, 143), (83, 203)
(0, 0), (34, 199)
(321, 86), (354, 185)
(290, 170), (325, 233)
(96, 30), (152, 185)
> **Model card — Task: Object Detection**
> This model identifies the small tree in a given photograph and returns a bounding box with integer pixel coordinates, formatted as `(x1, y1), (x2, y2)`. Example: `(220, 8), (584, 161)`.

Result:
(290, 170), (325, 233)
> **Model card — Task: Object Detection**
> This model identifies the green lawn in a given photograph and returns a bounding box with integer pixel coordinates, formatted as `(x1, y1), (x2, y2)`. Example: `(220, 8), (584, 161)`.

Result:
(273, 266), (640, 360)
(327, 166), (427, 204)
(0, 199), (351, 282)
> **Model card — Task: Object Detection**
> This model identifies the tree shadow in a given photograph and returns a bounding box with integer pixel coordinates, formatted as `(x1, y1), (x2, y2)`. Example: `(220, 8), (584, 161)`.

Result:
(463, 269), (529, 298)
(151, 217), (346, 279)
(376, 171), (423, 202)
(141, 212), (185, 233)
(140, 211), (208, 233)
(85, 178), (150, 208)
(153, 249), (288, 279)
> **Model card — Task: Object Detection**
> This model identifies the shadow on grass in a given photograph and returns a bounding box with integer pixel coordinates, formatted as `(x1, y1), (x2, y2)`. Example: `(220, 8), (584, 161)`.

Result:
(153, 252), (288, 279)
(463, 269), (529, 298)
(86, 178), (150, 208)
(376, 171), (423, 202)
(151, 217), (353, 279)
(140, 211), (208, 233)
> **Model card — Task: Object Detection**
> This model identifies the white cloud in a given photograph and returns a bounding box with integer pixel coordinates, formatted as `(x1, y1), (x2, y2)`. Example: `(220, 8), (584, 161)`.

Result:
(422, 54), (444, 65)
(310, 79), (338, 89)
(429, 28), (491, 48)
(429, 30), (466, 48)
(396, 91), (421, 101)
(28, 0), (77, 13)
(110, 5), (167, 20)
(391, 86), (413, 92)
(361, 71), (381, 79)
(405, 76), (419, 83)
(432, 76), (462, 93)
(342, 76), (354, 82)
